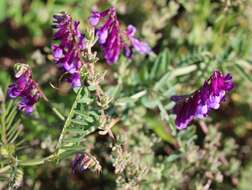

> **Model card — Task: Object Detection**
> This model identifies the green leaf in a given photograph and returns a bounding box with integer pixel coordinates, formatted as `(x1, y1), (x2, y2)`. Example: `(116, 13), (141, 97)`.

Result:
(65, 127), (86, 134)
(145, 116), (176, 144)
(71, 119), (88, 126)
(141, 96), (159, 109)
(150, 49), (170, 79)
(234, 64), (252, 84)
(74, 111), (94, 122)
(78, 96), (93, 104)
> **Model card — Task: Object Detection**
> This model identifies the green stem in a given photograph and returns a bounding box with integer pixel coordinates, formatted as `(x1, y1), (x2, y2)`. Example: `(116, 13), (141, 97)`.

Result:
(170, 64), (197, 77)
(44, 100), (65, 121)
(18, 154), (56, 166)
(1, 101), (7, 144)
(56, 88), (83, 149)
(52, 107), (65, 121)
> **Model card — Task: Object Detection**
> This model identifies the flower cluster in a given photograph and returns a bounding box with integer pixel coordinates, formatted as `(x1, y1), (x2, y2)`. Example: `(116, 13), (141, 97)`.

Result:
(52, 12), (85, 87)
(72, 153), (89, 173)
(89, 7), (151, 64)
(171, 71), (234, 130)
(8, 64), (41, 113)
(72, 153), (101, 174)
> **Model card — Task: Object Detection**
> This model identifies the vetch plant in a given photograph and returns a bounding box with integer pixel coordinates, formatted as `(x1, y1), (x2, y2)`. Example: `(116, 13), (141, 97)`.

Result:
(0, 3), (247, 190)
(0, 6), (152, 188)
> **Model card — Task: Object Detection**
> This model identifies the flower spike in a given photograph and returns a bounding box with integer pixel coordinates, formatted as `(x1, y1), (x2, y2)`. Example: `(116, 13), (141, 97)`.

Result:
(52, 12), (85, 87)
(171, 71), (234, 130)
(89, 7), (151, 64)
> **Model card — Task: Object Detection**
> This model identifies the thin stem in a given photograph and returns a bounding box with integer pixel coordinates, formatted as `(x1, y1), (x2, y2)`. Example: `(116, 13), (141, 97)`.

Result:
(52, 107), (65, 121)
(43, 100), (65, 121)
(1, 101), (7, 144)
(18, 154), (56, 166)
(56, 88), (83, 149)
(40, 85), (65, 121)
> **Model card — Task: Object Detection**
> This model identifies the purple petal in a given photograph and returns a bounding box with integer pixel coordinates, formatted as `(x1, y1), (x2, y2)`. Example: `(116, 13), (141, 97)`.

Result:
(18, 96), (35, 114)
(52, 45), (63, 60)
(207, 91), (225, 109)
(78, 34), (86, 50)
(88, 12), (101, 26)
(8, 85), (21, 98)
(104, 38), (121, 64)
(131, 38), (151, 54)
(97, 29), (109, 44)
(126, 25), (136, 37)
(64, 62), (77, 74)
(224, 74), (234, 91)
(124, 45), (133, 59)
(195, 104), (208, 119)
(69, 73), (81, 87)
(8, 74), (31, 98)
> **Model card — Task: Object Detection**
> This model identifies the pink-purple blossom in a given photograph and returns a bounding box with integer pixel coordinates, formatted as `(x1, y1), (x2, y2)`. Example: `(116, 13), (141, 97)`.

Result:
(8, 65), (41, 113)
(52, 12), (85, 87)
(124, 25), (151, 57)
(88, 7), (151, 64)
(171, 71), (234, 130)
(72, 153), (90, 174)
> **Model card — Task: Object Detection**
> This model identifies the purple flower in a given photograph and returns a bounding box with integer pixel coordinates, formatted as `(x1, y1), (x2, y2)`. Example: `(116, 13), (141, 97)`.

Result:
(88, 9), (109, 27)
(171, 71), (234, 130)
(52, 12), (85, 87)
(88, 12), (100, 26)
(72, 153), (91, 174)
(125, 25), (151, 55)
(18, 93), (40, 113)
(88, 7), (151, 64)
(68, 73), (81, 88)
(8, 65), (41, 114)
(89, 8), (121, 64)
(8, 70), (31, 98)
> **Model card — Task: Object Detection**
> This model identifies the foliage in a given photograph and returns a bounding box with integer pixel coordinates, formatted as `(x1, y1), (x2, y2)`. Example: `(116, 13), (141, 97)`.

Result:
(0, 0), (252, 190)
